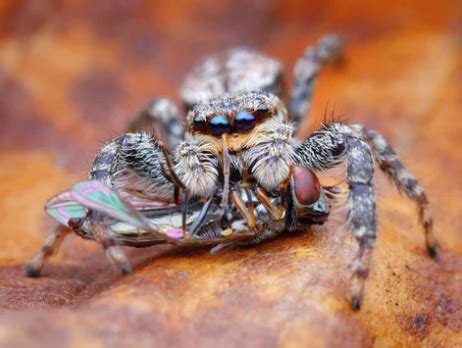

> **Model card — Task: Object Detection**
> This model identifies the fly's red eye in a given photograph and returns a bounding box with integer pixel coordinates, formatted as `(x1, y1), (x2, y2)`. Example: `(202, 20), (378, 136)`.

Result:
(253, 103), (269, 117)
(208, 115), (230, 136)
(234, 111), (256, 132)
(293, 167), (320, 205)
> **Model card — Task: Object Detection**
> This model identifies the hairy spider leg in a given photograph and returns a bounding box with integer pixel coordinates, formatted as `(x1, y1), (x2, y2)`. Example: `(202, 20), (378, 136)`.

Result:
(296, 122), (437, 309)
(288, 34), (343, 132)
(364, 128), (438, 256)
(127, 98), (184, 149)
(298, 127), (375, 310)
(340, 124), (438, 257)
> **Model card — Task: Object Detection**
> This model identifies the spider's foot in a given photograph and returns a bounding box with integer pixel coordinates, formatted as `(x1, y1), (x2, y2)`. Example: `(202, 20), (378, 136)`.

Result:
(25, 263), (41, 278)
(350, 296), (362, 311)
(121, 262), (133, 275)
(427, 243), (439, 260)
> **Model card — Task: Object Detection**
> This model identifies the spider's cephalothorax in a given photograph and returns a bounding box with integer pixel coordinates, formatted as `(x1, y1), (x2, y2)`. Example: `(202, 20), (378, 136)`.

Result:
(27, 34), (438, 310)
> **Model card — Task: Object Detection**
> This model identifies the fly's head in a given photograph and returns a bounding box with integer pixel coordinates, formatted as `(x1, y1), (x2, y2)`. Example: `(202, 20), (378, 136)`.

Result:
(289, 167), (329, 226)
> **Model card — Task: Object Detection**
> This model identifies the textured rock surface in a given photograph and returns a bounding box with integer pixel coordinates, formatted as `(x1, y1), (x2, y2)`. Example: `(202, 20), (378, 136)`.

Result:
(0, 1), (461, 347)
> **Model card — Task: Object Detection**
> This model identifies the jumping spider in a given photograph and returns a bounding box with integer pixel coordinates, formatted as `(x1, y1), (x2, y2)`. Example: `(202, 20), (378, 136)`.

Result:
(27, 34), (437, 310)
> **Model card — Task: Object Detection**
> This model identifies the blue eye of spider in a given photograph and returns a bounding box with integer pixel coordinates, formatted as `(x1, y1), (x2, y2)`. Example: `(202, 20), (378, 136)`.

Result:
(234, 111), (256, 132)
(208, 115), (230, 136)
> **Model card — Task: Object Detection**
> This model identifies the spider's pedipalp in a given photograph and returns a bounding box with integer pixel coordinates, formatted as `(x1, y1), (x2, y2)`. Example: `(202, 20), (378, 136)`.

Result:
(288, 33), (343, 128)
(242, 119), (297, 191)
(174, 136), (219, 198)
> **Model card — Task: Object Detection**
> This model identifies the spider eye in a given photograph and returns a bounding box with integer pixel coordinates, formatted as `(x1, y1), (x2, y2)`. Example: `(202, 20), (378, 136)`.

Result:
(193, 117), (205, 131)
(234, 111), (256, 133)
(208, 115), (230, 136)
(254, 103), (269, 117)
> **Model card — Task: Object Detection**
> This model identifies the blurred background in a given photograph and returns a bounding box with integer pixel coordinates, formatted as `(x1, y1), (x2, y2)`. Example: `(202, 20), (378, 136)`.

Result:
(0, 1), (461, 347)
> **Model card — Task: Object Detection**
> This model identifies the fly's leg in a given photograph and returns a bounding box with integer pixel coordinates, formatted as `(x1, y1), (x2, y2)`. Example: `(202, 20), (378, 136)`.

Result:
(288, 34), (343, 129)
(127, 98), (184, 149)
(188, 195), (215, 237)
(90, 217), (132, 275)
(103, 244), (132, 275)
(25, 225), (72, 277)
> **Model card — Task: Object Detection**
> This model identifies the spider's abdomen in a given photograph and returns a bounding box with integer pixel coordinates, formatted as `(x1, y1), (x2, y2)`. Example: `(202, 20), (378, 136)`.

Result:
(180, 48), (283, 108)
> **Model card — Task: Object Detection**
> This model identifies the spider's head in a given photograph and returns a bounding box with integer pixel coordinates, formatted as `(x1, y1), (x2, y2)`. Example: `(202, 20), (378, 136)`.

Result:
(185, 92), (288, 153)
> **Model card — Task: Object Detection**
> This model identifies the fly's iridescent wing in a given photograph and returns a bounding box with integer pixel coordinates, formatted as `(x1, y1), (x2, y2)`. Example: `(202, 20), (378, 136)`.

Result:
(45, 180), (193, 241)
(70, 180), (151, 229)
(45, 191), (87, 226)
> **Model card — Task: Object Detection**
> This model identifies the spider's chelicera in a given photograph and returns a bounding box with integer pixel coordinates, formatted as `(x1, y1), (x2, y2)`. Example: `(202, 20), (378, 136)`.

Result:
(27, 34), (438, 310)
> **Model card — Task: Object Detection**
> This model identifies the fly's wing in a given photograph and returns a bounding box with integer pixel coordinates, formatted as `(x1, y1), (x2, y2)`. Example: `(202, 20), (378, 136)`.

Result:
(70, 180), (153, 229)
(46, 180), (230, 243)
(45, 191), (87, 226)
(70, 180), (185, 241)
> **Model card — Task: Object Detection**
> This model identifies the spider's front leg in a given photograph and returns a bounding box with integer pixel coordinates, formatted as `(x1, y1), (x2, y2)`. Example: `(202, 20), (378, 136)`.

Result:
(288, 34), (343, 128)
(91, 132), (175, 199)
(297, 123), (438, 309)
(80, 132), (177, 274)
(127, 98), (184, 150)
